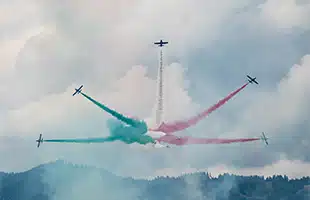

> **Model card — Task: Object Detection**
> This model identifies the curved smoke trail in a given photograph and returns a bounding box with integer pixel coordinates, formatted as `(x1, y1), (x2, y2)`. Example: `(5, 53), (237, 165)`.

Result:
(151, 82), (249, 134)
(80, 92), (145, 128)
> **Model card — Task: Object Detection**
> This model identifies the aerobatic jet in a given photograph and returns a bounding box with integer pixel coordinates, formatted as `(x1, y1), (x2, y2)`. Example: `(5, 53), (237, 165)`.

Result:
(154, 39), (168, 47)
(247, 75), (258, 84)
(260, 132), (269, 145)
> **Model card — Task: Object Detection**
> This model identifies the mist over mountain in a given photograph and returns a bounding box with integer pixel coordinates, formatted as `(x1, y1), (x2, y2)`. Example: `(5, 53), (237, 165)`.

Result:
(0, 160), (309, 200)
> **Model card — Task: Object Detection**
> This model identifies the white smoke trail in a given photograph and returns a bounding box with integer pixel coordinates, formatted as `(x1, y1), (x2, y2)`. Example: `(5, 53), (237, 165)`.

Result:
(155, 48), (164, 127)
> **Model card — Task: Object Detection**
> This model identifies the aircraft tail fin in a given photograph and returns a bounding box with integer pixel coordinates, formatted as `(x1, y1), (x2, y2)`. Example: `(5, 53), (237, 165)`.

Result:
(260, 132), (268, 145)
(36, 134), (43, 148)
(73, 85), (83, 96)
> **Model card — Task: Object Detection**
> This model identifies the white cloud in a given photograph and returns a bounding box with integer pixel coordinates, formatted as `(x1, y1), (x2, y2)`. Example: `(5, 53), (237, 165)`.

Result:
(259, 0), (310, 30)
(3, 62), (196, 137)
(0, 26), (53, 86)
(4, 0), (253, 103)
(3, 87), (80, 136)
(240, 54), (310, 135)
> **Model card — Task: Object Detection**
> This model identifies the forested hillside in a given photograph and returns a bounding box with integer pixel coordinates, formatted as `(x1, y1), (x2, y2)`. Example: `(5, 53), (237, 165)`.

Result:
(0, 160), (309, 200)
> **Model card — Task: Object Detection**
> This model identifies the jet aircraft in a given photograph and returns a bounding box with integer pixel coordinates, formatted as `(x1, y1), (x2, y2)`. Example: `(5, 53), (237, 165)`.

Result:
(73, 85), (83, 96)
(36, 134), (43, 148)
(154, 39), (168, 47)
(247, 75), (258, 84)
(260, 132), (269, 145)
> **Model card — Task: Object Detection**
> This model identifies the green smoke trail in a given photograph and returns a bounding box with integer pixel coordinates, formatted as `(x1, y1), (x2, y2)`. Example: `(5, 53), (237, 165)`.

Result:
(80, 92), (144, 129)
(44, 136), (118, 143)
(43, 134), (155, 145)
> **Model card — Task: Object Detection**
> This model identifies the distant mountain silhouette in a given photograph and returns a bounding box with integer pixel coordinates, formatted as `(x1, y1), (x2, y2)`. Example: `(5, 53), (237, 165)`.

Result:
(0, 160), (309, 200)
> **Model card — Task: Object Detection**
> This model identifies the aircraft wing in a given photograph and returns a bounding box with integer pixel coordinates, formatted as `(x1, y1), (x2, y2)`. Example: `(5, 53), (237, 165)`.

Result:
(157, 135), (260, 146)
(80, 92), (144, 128)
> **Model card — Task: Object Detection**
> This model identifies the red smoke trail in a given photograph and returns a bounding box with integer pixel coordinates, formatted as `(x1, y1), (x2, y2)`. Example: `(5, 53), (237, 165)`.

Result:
(157, 134), (260, 146)
(150, 82), (249, 134)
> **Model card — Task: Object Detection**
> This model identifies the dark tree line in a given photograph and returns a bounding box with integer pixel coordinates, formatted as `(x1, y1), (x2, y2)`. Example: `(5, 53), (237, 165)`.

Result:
(0, 161), (309, 200)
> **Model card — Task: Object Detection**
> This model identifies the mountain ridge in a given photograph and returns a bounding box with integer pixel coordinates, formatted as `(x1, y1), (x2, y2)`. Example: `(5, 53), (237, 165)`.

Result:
(0, 160), (309, 200)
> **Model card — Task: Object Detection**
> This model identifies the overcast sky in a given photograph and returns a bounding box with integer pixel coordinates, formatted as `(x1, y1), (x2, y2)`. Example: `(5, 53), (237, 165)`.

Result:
(0, 0), (310, 179)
